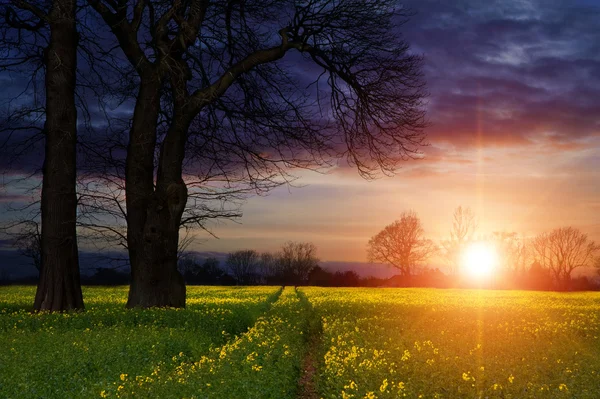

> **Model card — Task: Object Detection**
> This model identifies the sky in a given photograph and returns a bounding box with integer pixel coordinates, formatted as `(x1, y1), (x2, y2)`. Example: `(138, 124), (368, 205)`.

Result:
(1, 0), (600, 274)
(192, 0), (600, 264)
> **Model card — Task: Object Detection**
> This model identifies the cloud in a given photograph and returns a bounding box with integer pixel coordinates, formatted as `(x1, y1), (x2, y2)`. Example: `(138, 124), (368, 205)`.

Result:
(402, 0), (600, 151)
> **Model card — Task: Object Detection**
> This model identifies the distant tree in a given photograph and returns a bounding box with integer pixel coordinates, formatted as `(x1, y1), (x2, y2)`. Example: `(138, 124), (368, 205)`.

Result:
(532, 227), (600, 289)
(179, 256), (226, 285)
(368, 211), (437, 277)
(87, 268), (130, 286)
(257, 252), (279, 285)
(277, 242), (319, 285)
(492, 231), (531, 277)
(441, 206), (477, 275)
(227, 250), (260, 285)
(332, 270), (361, 287)
(307, 266), (333, 286)
(11, 220), (42, 273)
(526, 261), (553, 290)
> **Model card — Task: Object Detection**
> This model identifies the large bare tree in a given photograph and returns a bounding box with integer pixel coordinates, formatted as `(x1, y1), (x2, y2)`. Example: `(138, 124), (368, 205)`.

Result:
(85, 0), (427, 307)
(532, 227), (599, 288)
(3, 0), (84, 311)
(368, 211), (437, 277)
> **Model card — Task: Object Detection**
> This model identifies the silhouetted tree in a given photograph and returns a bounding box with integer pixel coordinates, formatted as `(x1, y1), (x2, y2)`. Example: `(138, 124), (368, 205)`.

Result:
(526, 261), (553, 290)
(368, 211), (437, 277)
(257, 252), (279, 284)
(332, 270), (361, 287)
(441, 206), (477, 275)
(227, 250), (260, 285)
(276, 241), (319, 285)
(86, 0), (427, 307)
(307, 265), (333, 286)
(179, 256), (227, 285)
(532, 227), (600, 289)
(2, 0), (84, 311)
(11, 220), (42, 273)
(492, 232), (531, 285)
(86, 267), (130, 285)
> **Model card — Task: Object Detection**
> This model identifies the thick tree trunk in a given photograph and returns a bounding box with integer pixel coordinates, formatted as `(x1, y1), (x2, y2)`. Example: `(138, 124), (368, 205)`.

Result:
(34, 0), (83, 312)
(124, 77), (187, 308)
(126, 184), (187, 307)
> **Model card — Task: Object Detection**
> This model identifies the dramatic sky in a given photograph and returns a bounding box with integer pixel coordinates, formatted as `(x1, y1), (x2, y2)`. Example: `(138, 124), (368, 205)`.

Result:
(197, 0), (600, 263)
(2, 0), (600, 273)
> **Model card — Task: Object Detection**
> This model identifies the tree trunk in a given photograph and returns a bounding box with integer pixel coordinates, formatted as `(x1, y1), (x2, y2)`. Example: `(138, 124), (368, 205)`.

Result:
(124, 77), (187, 308)
(34, 0), (83, 312)
(126, 185), (187, 307)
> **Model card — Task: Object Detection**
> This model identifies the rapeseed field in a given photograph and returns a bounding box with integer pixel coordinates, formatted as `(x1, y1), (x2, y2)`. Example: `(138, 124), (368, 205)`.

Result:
(1, 286), (599, 398)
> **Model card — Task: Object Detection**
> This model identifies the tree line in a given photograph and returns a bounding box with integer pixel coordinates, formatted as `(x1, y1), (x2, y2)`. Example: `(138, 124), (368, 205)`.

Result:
(1, 0), (427, 311)
(368, 207), (600, 290)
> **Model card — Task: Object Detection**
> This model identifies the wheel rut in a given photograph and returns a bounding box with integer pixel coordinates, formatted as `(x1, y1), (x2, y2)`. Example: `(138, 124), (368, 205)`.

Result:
(295, 288), (322, 399)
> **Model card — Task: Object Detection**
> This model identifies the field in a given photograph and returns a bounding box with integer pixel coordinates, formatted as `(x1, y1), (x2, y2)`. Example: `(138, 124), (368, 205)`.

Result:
(1, 286), (599, 398)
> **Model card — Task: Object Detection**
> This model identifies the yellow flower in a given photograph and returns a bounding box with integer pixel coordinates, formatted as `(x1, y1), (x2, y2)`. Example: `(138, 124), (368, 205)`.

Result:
(508, 374), (515, 384)
(119, 373), (127, 382)
(379, 379), (388, 392)
(559, 383), (568, 391)
(100, 390), (108, 398)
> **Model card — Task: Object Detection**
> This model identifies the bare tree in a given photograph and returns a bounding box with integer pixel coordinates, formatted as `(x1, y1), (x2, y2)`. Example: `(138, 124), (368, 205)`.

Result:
(441, 206), (477, 275)
(276, 241), (319, 285)
(11, 219), (42, 272)
(85, 0), (427, 307)
(532, 227), (600, 288)
(368, 211), (437, 277)
(2, 0), (84, 311)
(492, 231), (531, 277)
(226, 250), (260, 285)
(257, 252), (279, 284)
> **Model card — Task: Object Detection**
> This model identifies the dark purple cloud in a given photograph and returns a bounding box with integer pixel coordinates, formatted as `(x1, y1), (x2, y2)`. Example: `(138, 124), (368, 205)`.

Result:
(401, 0), (600, 149)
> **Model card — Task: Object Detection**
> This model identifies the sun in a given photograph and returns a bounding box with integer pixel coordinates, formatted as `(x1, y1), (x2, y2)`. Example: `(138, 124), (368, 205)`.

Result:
(461, 242), (498, 279)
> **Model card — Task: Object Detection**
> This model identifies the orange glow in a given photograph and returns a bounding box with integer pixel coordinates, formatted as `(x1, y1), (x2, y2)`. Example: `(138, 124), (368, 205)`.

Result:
(461, 242), (498, 279)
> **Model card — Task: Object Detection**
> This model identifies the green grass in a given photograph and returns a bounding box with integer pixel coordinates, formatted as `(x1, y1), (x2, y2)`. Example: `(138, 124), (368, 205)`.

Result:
(1, 286), (599, 398)
(0, 286), (281, 398)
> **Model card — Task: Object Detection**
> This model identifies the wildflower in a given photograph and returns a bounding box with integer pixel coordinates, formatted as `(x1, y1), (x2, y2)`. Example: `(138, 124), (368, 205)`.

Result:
(508, 374), (514, 384)
(379, 379), (388, 392)
(401, 350), (411, 361)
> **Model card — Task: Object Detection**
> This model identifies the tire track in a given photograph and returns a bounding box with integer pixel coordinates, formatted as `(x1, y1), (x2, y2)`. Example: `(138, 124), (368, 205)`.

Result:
(295, 288), (322, 399)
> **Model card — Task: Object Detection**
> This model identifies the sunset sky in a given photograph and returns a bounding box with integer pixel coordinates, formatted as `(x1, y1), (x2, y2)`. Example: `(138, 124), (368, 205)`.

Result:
(1, 0), (600, 273)
(196, 0), (600, 263)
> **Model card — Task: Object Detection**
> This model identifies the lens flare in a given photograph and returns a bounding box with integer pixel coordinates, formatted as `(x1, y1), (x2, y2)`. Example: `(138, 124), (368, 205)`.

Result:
(461, 242), (498, 279)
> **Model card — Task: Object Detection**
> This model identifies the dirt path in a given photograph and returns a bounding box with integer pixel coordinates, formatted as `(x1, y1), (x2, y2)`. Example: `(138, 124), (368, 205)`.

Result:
(295, 288), (321, 399)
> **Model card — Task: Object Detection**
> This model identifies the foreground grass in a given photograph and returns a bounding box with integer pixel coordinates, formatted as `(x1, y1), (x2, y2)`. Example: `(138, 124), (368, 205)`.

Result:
(1, 286), (599, 398)
(0, 286), (280, 398)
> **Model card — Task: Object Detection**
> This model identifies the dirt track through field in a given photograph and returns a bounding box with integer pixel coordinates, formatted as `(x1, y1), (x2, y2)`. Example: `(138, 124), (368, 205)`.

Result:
(296, 288), (322, 399)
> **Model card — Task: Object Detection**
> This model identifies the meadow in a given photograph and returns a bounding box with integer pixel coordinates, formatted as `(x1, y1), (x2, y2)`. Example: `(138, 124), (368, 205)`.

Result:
(1, 286), (599, 398)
